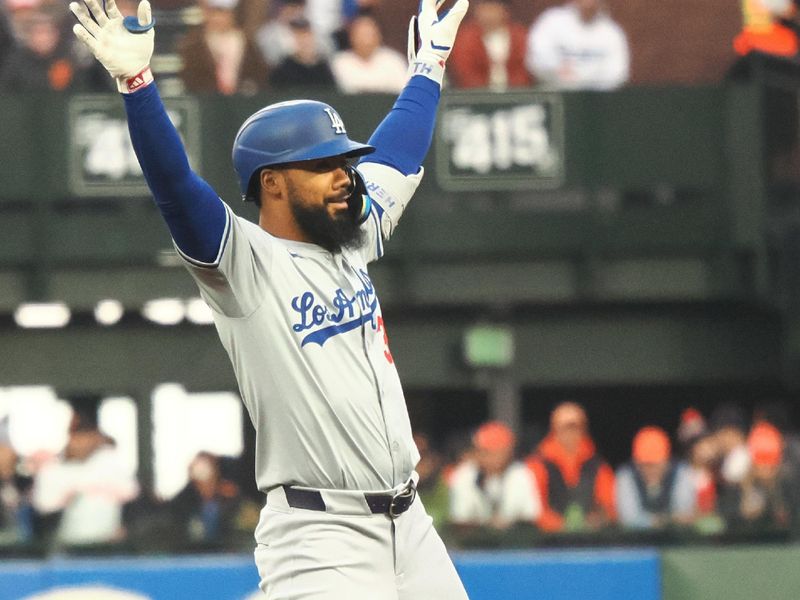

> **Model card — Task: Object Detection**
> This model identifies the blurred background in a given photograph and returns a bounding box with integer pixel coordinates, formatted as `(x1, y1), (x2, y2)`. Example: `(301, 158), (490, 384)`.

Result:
(2, 0), (800, 598)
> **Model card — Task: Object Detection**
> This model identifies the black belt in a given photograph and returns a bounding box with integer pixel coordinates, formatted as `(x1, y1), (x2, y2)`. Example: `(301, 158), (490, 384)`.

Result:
(282, 481), (417, 518)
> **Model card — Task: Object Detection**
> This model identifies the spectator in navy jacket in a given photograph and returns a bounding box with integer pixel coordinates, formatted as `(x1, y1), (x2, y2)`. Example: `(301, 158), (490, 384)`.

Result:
(616, 426), (696, 530)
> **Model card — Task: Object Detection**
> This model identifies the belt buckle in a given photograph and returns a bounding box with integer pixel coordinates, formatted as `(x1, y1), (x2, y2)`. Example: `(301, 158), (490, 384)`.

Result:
(388, 482), (417, 519)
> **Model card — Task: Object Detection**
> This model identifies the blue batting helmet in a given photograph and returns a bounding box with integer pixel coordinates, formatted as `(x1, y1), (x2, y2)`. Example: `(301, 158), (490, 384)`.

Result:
(232, 100), (375, 203)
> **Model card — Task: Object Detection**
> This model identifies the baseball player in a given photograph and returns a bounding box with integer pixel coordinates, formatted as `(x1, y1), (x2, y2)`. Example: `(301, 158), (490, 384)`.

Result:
(69, 0), (470, 597)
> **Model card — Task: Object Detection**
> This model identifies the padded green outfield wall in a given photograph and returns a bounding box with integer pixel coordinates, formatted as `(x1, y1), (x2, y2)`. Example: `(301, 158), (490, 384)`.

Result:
(662, 545), (800, 600)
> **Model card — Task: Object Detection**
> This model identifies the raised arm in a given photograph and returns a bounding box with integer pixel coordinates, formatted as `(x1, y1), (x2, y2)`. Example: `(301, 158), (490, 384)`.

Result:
(346, 0), (467, 263)
(363, 0), (469, 176)
(70, 0), (226, 264)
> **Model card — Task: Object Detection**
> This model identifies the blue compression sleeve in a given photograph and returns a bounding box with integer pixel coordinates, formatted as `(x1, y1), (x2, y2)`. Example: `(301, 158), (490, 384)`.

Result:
(363, 75), (441, 176)
(122, 84), (227, 264)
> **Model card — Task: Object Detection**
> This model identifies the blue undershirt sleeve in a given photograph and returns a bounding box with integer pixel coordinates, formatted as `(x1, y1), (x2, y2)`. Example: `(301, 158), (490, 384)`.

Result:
(122, 84), (227, 264)
(362, 75), (441, 176)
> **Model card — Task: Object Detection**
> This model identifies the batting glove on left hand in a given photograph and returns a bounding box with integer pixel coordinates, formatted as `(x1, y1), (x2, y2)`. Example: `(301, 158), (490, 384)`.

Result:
(407, 0), (469, 85)
(70, 0), (155, 93)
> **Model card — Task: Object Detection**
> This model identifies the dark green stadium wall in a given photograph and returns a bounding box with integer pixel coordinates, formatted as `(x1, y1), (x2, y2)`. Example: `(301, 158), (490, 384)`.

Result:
(1, 55), (798, 397)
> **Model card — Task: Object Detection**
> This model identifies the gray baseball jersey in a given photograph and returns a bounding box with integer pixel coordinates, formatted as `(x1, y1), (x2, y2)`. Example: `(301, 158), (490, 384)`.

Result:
(178, 162), (423, 493)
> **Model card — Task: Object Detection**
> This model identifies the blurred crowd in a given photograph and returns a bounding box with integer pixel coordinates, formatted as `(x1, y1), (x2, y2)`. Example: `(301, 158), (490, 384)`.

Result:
(2, 0), (800, 555)
(3, 0), (799, 95)
(0, 394), (260, 554)
(0, 0), (634, 94)
(429, 401), (800, 544)
(3, 394), (800, 555)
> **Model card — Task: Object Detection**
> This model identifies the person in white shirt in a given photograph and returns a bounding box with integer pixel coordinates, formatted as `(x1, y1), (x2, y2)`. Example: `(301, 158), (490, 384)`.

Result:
(32, 412), (139, 546)
(304, 0), (344, 49)
(449, 421), (542, 529)
(331, 13), (407, 94)
(256, 0), (334, 68)
(526, 0), (629, 90)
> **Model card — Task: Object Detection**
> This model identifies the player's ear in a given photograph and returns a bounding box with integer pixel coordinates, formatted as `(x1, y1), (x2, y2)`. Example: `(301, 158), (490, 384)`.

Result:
(260, 169), (285, 200)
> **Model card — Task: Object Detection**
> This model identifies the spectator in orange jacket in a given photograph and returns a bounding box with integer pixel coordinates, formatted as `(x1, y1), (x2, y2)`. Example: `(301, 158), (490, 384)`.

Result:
(447, 0), (531, 90)
(734, 0), (799, 57)
(527, 402), (616, 532)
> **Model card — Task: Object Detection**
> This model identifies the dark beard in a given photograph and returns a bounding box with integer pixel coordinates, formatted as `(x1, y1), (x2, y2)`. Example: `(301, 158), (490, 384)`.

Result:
(289, 197), (366, 253)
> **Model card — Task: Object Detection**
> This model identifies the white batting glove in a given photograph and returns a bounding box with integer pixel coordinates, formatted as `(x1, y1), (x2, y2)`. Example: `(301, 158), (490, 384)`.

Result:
(407, 0), (469, 85)
(70, 0), (155, 94)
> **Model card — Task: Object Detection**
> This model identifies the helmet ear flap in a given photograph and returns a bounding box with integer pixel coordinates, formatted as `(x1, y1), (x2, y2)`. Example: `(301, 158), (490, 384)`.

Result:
(346, 166), (372, 225)
(244, 169), (264, 206)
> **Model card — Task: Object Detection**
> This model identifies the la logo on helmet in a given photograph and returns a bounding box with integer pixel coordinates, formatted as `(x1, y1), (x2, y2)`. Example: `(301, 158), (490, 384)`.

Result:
(324, 108), (346, 134)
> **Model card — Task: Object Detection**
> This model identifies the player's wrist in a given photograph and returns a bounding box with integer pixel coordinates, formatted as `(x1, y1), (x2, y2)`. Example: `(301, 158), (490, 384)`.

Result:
(407, 54), (445, 86)
(116, 66), (154, 94)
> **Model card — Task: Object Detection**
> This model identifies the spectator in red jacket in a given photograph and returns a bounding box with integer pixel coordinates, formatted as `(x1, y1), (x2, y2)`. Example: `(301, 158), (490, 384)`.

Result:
(447, 0), (531, 90)
(527, 402), (616, 532)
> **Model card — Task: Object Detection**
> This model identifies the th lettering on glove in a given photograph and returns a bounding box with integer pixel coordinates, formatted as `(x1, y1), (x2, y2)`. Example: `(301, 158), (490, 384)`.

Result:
(70, 0), (155, 93)
(407, 0), (469, 85)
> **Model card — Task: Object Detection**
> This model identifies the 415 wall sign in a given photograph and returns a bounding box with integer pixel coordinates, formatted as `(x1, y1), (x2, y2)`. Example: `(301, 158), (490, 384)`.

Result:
(435, 91), (565, 191)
